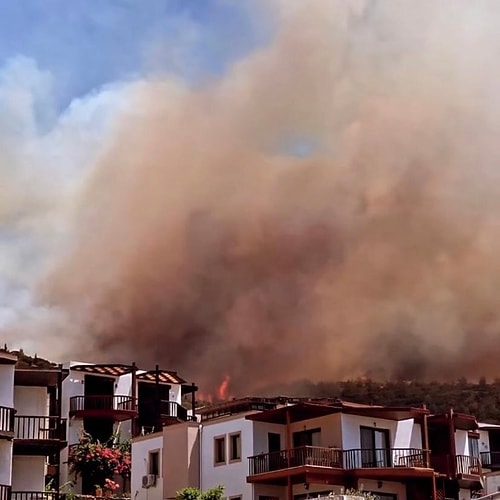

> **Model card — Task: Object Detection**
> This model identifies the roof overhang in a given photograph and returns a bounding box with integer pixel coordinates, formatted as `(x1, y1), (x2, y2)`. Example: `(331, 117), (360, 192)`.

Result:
(0, 351), (18, 365)
(428, 412), (478, 431)
(246, 403), (342, 424)
(246, 401), (429, 425)
(136, 370), (186, 385)
(15, 368), (69, 386)
(71, 364), (134, 377)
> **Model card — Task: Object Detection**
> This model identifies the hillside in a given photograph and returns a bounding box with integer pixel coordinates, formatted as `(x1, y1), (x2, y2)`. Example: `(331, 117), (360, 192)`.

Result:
(267, 378), (500, 423)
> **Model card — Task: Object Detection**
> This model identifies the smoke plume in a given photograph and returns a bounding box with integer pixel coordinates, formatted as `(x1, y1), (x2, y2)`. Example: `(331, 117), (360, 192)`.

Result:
(6, 0), (500, 393)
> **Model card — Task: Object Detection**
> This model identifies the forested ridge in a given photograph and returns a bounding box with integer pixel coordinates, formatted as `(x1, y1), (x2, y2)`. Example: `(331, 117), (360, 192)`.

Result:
(271, 378), (500, 423)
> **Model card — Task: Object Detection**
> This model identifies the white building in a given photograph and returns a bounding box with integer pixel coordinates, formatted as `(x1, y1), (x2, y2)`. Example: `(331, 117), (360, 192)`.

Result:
(0, 350), (68, 500)
(132, 398), (440, 500)
(0, 350), (17, 500)
(62, 362), (197, 496)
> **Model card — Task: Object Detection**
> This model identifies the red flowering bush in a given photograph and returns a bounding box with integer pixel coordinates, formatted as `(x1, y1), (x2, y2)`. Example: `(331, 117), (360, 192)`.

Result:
(68, 431), (131, 489)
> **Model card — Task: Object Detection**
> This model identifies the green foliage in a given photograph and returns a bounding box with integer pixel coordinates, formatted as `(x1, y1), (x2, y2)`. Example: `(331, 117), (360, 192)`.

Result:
(201, 485), (225, 500)
(176, 487), (201, 500)
(176, 485), (224, 500)
(275, 378), (500, 423)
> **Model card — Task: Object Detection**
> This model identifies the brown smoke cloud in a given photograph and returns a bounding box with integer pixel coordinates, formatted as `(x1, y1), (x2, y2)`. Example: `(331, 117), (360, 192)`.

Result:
(34, 0), (500, 393)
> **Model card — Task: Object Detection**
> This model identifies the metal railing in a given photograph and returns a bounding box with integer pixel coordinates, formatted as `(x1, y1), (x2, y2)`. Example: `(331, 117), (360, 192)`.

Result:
(0, 484), (11, 500)
(343, 448), (428, 469)
(250, 446), (343, 474)
(70, 395), (137, 413)
(14, 416), (66, 441)
(456, 454), (481, 475)
(0, 406), (15, 435)
(481, 451), (500, 468)
(11, 493), (58, 500)
(159, 400), (188, 421)
(431, 454), (482, 477)
(249, 446), (430, 475)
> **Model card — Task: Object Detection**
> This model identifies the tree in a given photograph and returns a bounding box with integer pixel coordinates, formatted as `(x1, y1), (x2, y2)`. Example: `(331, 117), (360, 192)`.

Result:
(176, 485), (224, 500)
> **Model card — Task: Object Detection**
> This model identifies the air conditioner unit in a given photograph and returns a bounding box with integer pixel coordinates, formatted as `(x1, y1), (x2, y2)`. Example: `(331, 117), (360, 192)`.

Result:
(142, 474), (157, 488)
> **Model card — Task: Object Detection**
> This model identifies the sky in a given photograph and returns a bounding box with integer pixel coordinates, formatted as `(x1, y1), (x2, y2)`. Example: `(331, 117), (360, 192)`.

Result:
(0, 0), (272, 352)
(0, 0), (268, 109)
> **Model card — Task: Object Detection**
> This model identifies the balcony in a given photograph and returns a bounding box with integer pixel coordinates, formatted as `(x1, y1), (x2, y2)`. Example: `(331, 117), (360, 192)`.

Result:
(160, 400), (188, 423)
(248, 447), (432, 484)
(456, 455), (481, 476)
(13, 416), (67, 455)
(481, 451), (500, 470)
(0, 406), (15, 439)
(12, 493), (58, 500)
(0, 485), (11, 500)
(343, 448), (429, 469)
(69, 395), (138, 421)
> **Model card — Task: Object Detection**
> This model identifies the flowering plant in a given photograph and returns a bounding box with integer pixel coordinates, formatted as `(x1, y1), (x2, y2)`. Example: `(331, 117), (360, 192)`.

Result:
(68, 431), (131, 489)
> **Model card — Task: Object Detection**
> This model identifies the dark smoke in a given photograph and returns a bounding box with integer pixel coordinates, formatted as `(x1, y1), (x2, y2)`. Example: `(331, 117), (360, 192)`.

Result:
(11, 0), (500, 393)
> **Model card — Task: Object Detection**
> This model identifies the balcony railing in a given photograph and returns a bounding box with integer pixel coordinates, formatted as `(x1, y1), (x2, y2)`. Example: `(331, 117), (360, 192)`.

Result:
(14, 416), (66, 441)
(430, 454), (481, 477)
(249, 447), (430, 476)
(343, 448), (428, 469)
(0, 484), (11, 500)
(249, 446), (343, 475)
(481, 451), (500, 468)
(0, 406), (15, 435)
(456, 455), (481, 476)
(70, 395), (137, 414)
(160, 401), (188, 421)
(12, 492), (58, 500)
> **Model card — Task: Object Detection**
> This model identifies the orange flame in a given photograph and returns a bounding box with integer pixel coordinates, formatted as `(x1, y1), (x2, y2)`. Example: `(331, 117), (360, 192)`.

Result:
(217, 374), (230, 400)
(197, 391), (213, 404)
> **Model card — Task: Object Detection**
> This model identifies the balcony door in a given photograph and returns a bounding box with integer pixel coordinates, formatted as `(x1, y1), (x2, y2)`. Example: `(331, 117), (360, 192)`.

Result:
(360, 426), (390, 467)
(293, 428), (321, 448)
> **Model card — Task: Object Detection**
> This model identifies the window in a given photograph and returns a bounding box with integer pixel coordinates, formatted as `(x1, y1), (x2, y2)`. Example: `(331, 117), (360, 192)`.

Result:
(148, 450), (160, 477)
(229, 432), (241, 462)
(214, 435), (226, 465)
(469, 437), (479, 458)
(229, 496), (242, 500)
(360, 426), (390, 467)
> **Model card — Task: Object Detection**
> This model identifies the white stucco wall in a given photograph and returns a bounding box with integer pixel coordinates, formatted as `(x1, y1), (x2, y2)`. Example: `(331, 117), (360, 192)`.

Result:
(459, 488), (472, 500)
(169, 385), (182, 405)
(341, 414), (399, 449)
(12, 456), (46, 491)
(0, 365), (14, 408)
(201, 414), (253, 499)
(479, 430), (490, 454)
(116, 373), (132, 397)
(132, 434), (163, 500)
(358, 479), (406, 500)
(254, 483), (286, 500)
(484, 473), (500, 494)
(14, 387), (48, 416)
(290, 413), (343, 449)
(455, 430), (468, 455)
(0, 440), (12, 485)
(394, 419), (420, 449)
(252, 421), (287, 455)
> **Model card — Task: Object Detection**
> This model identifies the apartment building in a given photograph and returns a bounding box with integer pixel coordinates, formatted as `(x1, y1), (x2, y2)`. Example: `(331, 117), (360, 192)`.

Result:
(0, 350), (198, 500)
(428, 410), (483, 500)
(0, 350), (68, 500)
(61, 361), (197, 495)
(0, 350), (16, 500)
(131, 397), (440, 500)
(478, 422), (500, 494)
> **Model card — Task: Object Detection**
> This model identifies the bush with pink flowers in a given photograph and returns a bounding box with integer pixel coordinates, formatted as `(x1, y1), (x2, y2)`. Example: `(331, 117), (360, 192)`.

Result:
(68, 431), (131, 491)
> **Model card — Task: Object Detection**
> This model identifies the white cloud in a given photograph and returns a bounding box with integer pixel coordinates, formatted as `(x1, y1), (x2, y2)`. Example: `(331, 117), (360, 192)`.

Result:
(0, 55), (134, 350)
